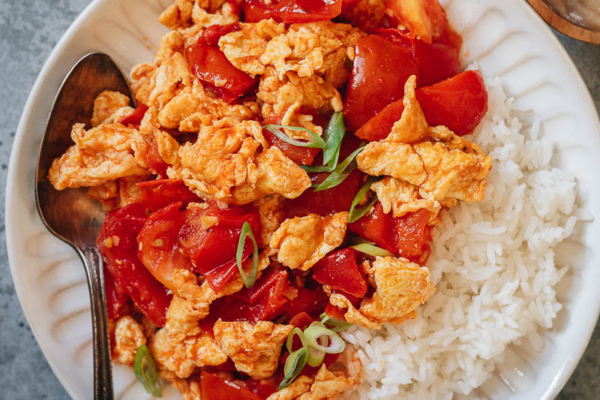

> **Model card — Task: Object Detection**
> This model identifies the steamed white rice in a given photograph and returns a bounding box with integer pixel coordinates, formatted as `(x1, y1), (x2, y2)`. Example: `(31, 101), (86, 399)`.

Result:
(342, 77), (583, 400)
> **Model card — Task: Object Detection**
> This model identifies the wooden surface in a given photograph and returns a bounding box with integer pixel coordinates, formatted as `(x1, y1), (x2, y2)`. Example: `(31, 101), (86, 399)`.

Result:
(527, 0), (600, 44)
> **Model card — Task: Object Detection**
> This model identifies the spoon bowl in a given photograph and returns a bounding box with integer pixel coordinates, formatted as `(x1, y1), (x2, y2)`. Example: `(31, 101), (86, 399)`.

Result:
(35, 52), (135, 400)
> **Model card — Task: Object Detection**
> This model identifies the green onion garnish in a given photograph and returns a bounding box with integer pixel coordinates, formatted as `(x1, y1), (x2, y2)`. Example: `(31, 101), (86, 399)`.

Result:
(320, 313), (353, 332)
(322, 112), (345, 169)
(313, 146), (364, 192)
(286, 327), (307, 354)
(134, 345), (162, 397)
(348, 176), (380, 223)
(236, 221), (259, 288)
(349, 237), (395, 258)
(307, 345), (326, 367)
(279, 347), (308, 390)
(265, 125), (326, 149)
(303, 322), (346, 354)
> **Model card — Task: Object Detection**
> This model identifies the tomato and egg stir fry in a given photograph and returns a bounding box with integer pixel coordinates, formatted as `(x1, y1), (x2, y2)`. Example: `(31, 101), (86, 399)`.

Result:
(47, 0), (492, 398)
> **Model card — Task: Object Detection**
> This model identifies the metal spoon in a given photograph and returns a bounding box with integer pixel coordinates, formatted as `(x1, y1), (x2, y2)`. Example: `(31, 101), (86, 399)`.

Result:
(35, 52), (135, 400)
(527, 0), (600, 44)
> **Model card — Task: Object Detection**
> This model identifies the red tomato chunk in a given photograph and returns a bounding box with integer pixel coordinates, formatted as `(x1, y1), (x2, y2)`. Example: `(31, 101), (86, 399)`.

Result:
(278, 0), (343, 23)
(344, 35), (420, 133)
(97, 204), (172, 327)
(312, 248), (368, 298)
(263, 127), (321, 166)
(394, 208), (431, 260)
(119, 103), (147, 127)
(202, 23), (241, 46)
(104, 265), (129, 320)
(201, 371), (267, 400)
(135, 179), (202, 212)
(355, 70), (488, 141)
(210, 270), (290, 323)
(280, 285), (329, 319)
(186, 41), (258, 100)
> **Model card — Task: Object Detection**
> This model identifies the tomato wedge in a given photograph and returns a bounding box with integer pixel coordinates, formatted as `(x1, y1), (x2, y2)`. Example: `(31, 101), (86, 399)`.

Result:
(202, 23), (241, 46)
(263, 127), (321, 166)
(179, 203), (262, 292)
(210, 270), (290, 323)
(279, 285), (329, 319)
(135, 179), (202, 212)
(137, 202), (193, 290)
(312, 248), (368, 298)
(186, 41), (258, 101)
(119, 104), (148, 127)
(394, 208), (431, 260)
(104, 265), (130, 320)
(348, 201), (397, 253)
(344, 35), (420, 133)
(97, 204), (172, 327)
(355, 70), (488, 141)
(277, 0), (343, 23)
(201, 371), (267, 400)
(243, 0), (281, 22)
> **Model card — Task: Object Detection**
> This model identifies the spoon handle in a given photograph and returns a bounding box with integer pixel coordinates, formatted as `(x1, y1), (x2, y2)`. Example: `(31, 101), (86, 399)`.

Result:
(82, 247), (114, 400)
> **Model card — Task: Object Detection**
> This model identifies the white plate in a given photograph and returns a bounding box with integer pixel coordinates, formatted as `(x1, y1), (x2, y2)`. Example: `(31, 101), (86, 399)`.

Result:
(7, 0), (600, 399)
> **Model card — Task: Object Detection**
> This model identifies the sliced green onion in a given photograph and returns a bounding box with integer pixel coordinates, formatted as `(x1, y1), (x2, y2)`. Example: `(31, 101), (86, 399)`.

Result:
(320, 313), (353, 332)
(349, 238), (395, 258)
(301, 164), (333, 173)
(265, 125), (326, 149)
(134, 345), (162, 397)
(307, 346), (326, 367)
(303, 322), (345, 354)
(279, 347), (308, 390)
(322, 112), (345, 169)
(286, 327), (307, 354)
(313, 146), (364, 192)
(236, 221), (259, 288)
(348, 176), (380, 223)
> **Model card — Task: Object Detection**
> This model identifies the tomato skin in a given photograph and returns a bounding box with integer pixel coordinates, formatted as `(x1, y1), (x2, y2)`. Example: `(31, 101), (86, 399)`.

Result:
(186, 42), (258, 100)
(312, 248), (368, 298)
(135, 179), (202, 212)
(243, 0), (281, 22)
(280, 285), (329, 319)
(394, 208), (431, 260)
(201, 371), (266, 400)
(277, 0), (343, 23)
(344, 35), (420, 133)
(263, 127), (321, 166)
(348, 201), (397, 252)
(289, 312), (315, 329)
(137, 202), (193, 290)
(119, 104), (148, 127)
(97, 204), (172, 327)
(355, 70), (488, 141)
(179, 203), (262, 292)
(416, 70), (488, 135)
(210, 270), (290, 323)
(104, 265), (130, 320)
(284, 168), (362, 219)
(202, 23), (241, 46)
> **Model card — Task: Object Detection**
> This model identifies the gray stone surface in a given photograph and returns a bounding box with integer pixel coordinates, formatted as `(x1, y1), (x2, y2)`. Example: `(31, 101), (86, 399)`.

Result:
(0, 1), (598, 399)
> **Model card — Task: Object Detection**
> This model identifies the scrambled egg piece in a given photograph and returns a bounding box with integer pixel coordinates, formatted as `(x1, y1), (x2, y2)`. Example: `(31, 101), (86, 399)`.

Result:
(113, 316), (146, 365)
(159, 80), (257, 131)
(371, 177), (440, 220)
(270, 212), (348, 271)
(221, 21), (363, 87)
(48, 123), (148, 190)
(266, 365), (356, 400)
(91, 90), (131, 127)
(357, 76), (492, 202)
(164, 117), (310, 204)
(254, 194), (286, 246)
(159, 0), (239, 30)
(132, 52), (192, 110)
(213, 320), (293, 379)
(258, 67), (343, 137)
(219, 19), (287, 77)
(330, 257), (435, 329)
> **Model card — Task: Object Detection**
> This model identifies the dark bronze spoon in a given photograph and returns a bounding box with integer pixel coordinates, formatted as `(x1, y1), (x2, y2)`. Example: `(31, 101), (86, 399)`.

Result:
(35, 52), (135, 400)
